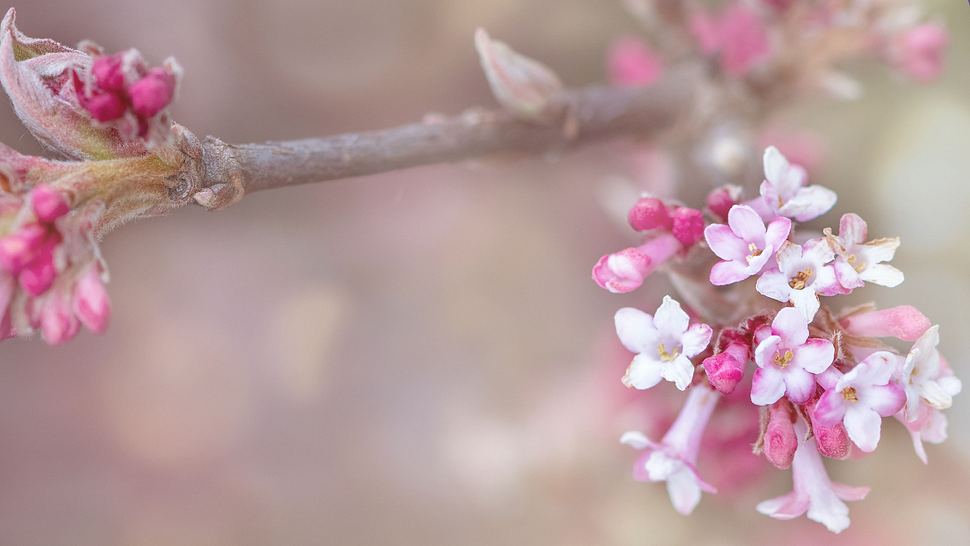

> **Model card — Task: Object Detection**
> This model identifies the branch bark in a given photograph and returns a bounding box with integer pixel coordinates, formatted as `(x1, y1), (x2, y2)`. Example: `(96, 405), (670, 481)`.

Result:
(188, 66), (701, 209)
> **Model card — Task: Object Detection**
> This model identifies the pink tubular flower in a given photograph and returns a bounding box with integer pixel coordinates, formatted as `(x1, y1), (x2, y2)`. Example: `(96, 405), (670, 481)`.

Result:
(813, 352), (906, 452)
(839, 305), (930, 342)
(763, 401), (797, 469)
(755, 240), (840, 321)
(615, 295), (713, 391)
(705, 204), (791, 286)
(592, 233), (681, 293)
(620, 384), (719, 515)
(72, 263), (111, 334)
(826, 213), (903, 291)
(890, 23), (948, 84)
(750, 307), (834, 405)
(607, 37), (663, 88)
(899, 325), (961, 420)
(758, 147), (837, 222)
(757, 419), (869, 533)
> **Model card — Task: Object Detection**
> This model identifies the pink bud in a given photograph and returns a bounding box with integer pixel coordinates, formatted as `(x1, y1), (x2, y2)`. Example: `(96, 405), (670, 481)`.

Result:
(627, 197), (672, 232)
(702, 342), (748, 395)
(18, 249), (56, 296)
(840, 305), (930, 342)
(91, 53), (126, 93)
(77, 87), (127, 122)
(763, 402), (797, 469)
(705, 185), (740, 222)
(129, 68), (176, 119)
(40, 291), (79, 345)
(811, 411), (851, 460)
(592, 233), (682, 294)
(670, 207), (705, 248)
(73, 265), (110, 334)
(0, 223), (48, 274)
(892, 23), (948, 84)
(607, 37), (664, 88)
(30, 184), (70, 223)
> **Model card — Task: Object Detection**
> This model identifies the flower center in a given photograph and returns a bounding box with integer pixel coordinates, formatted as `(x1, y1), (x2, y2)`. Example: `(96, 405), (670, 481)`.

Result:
(841, 387), (858, 402)
(657, 343), (681, 362)
(788, 268), (813, 290)
(746, 242), (764, 263)
(772, 349), (794, 368)
(846, 254), (866, 273)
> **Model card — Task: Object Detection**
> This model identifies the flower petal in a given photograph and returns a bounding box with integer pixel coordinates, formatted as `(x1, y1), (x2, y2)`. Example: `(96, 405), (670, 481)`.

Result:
(663, 354), (696, 391)
(839, 213), (868, 245)
(654, 295), (689, 339)
(779, 185), (837, 222)
(614, 307), (658, 353)
(710, 259), (752, 286)
(784, 367), (817, 404)
(755, 271), (791, 303)
(666, 467), (703, 515)
(623, 353), (664, 390)
(753, 335), (782, 369)
(727, 204), (767, 244)
(831, 483), (870, 502)
(764, 217), (792, 252)
(919, 380), (955, 411)
(774, 241), (802, 272)
(859, 237), (899, 264)
(812, 390), (847, 426)
(620, 431), (653, 450)
(859, 264), (904, 287)
(773, 307), (809, 347)
(763, 146), (790, 188)
(803, 238), (835, 267)
(756, 491), (807, 520)
(751, 367), (786, 406)
(681, 323), (713, 357)
(704, 224), (747, 262)
(844, 406), (883, 452)
(834, 259), (863, 290)
(789, 287), (820, 321)
(792, 338), (835, 374)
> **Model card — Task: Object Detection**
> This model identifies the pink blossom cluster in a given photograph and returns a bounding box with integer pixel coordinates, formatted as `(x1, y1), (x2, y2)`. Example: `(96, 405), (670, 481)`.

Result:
(607, 1), (947, 90)
(598, 146), (961, 533)
(0, 184), (110, 344)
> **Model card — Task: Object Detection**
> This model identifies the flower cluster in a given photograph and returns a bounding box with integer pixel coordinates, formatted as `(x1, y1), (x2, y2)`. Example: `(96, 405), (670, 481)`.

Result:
(599, 146), (960, 533)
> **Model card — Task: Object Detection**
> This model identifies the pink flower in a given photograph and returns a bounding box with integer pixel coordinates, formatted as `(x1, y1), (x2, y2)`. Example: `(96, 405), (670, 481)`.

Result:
(755, 240), (840, 320)
(39, 289), (79, 345)
(758, 147), (837, 222)
(592, 233), (681, 293)
(890, 23), (948, 84)
(750, 307), (834, 405)
(757, 419), (869, 533)
(899, 325), (961, 420)
(813, 352), (906, 452)
(763, 401), (797, 469)
(607, 37), (664, 88)
(620, 385), (719, 515)
(705, 204), (791, 286)
(825, 213), (903, 291)
(73, 263), (111, 334)
(897, 403), (948, 464)
(615, 295), (713, 391)
(839, 305), (930, 342)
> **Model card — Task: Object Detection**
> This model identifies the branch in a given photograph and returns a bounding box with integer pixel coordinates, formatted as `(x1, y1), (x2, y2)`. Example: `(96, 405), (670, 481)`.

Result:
(188, 66), (701, 209)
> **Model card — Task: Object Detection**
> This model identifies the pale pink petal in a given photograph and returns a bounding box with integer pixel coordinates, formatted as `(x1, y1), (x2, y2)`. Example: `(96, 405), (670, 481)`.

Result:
(764, 217), (792, 252)
(831, 483), (870, 502)
(681, 323), (713, 357)
(834, 259), (863, 290)
(779, 185), (837, 222)
(909, 427), (929, 464)
(773, 241), (802, 272)
(866, 383), (907, 417)
(663, 354), (696, 391)
(751, 367), (786, 406)
(805, 490), (851, 534)
(753, 335), (782, 369)
(813, 265), (842, 296)
(727, 204), (766, 244)
(755, 271), (791, 302)
(710, 259), (752, 286)
(939, 376), (962, 397)
(704, 224), (747, 262)
(792, 338), (835, 374)
(784, 367), (817, 404)
(812, 390), (847, 425)
(756, 492), (807, 520)
(844, 406), (882, 452)
(666, 468), (703, 515)
(839, 213), (868, 245)
(614, 307), (658, 353)
(859, 237), (899, 264)
(620, 431), (653, 450)
(803, 238), (835, 267)
(920, 380), (954, 411)
(789, 288), (820, 321)
(763, 147), (791, 190)
(773, 307), (809, 346)
(654, 295), (689, 339)
(848, 352), (897, 387)
(623, 353), (664, 390)
(859, 264), (904, 287)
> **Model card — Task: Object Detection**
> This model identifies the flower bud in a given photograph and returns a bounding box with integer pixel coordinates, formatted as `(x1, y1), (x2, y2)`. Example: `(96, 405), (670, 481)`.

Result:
(592, 234), (682, 294)
(0, 223), (48, 274)
(702, 342), (747, 395)
(627, 197), (672, 231)
(763, 402), (797, 469)
(40, 291), (79, 345)
(129, 67), (176, 119)
(840, 305), (930, 342)
(91, 53), (125, 93)
(18, 248), (56, 296)
(475, 28), (564, 124)
(811, 409), (851, 460)
(608, 37), (663, 88)
(73, 264), (110, 333)
(670, 207), (705, 248)
(31, 185), (70, 223)
(705, 185), (740, 222)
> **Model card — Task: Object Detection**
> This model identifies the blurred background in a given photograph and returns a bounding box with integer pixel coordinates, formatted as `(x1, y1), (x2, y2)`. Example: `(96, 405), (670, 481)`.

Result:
(1, 0), (969, 544)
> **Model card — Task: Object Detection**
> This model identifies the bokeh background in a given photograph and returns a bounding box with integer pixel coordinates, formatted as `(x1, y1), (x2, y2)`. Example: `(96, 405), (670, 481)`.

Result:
(1, 0), (969, 544)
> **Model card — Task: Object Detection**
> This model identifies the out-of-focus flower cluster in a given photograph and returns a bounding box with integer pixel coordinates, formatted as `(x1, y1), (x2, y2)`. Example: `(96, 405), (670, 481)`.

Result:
(0, 9), (183, 344)
(596, 146), (960, 533)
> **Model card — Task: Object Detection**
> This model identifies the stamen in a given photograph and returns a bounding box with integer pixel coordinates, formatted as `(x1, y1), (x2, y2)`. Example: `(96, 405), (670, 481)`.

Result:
(746, 243), (764, 264)
(772, 349), (794, 368)
(657, 342), (681, 362)
(788, 268), (813, 290)
(842, 387), (858, 402)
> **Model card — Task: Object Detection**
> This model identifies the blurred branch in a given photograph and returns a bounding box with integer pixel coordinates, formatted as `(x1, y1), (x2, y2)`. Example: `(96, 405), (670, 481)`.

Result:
(188, 66), (700, 210)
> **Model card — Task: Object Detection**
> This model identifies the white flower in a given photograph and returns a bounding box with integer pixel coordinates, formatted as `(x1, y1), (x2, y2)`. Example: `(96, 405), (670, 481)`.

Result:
(900, 325), (962, 420)
(615, 296), (713, 390)
(826, 213), (903, 291)
(759, 146), (837, 222)
(755, 240), (840, 321)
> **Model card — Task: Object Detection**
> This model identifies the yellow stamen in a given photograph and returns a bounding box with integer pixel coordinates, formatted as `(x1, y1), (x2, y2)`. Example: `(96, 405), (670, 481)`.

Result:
(842, 387), (858, 402)
(773, 349), (794, 368)
(788, 269), (813, 290)
(658, 343), (680, 362)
